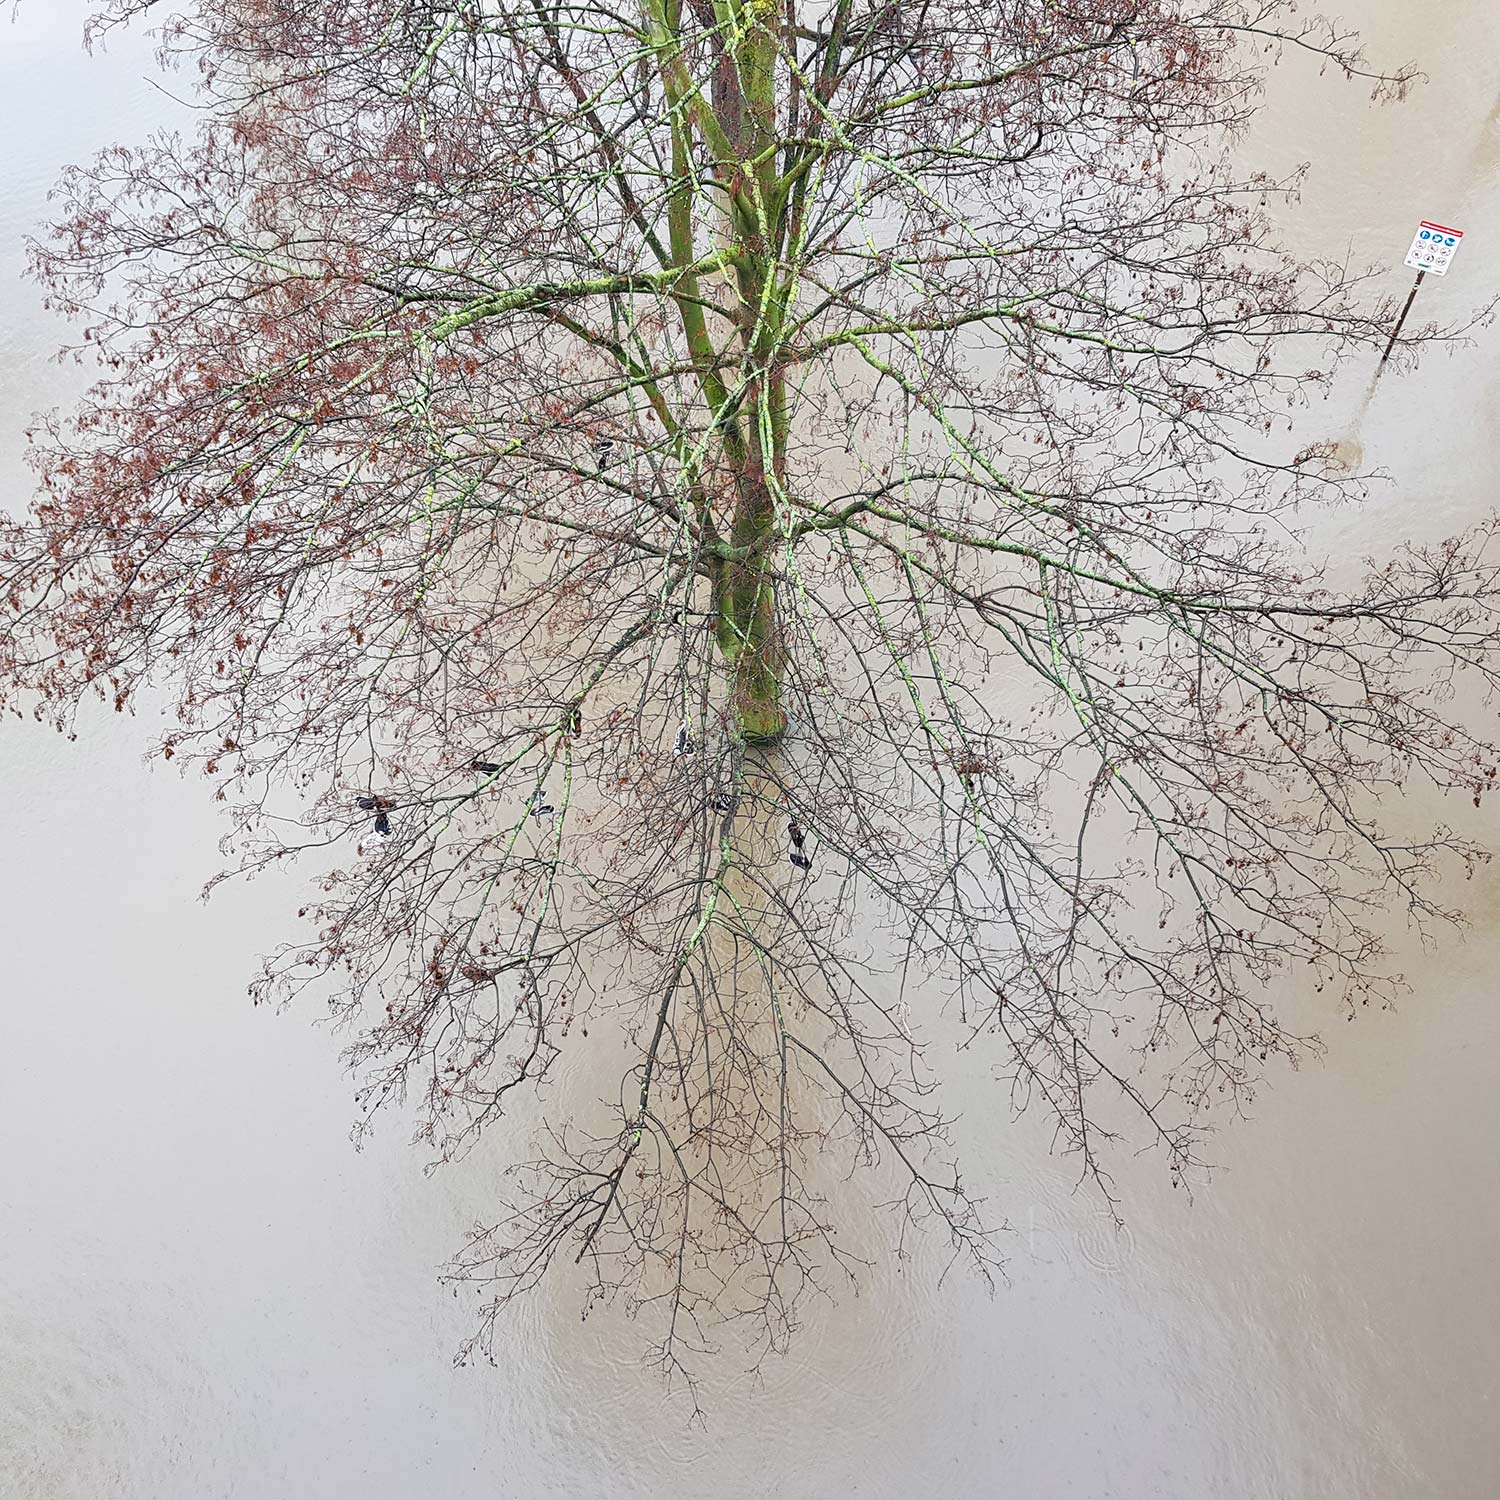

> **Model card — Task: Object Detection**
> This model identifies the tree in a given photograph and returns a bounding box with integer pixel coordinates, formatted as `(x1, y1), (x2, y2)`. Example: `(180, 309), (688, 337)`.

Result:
(3, 0), (1495, 1389)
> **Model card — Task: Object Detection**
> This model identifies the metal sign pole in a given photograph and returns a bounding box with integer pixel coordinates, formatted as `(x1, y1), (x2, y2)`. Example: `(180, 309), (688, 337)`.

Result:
(1378, 270), (1426, 371)
(1372, 220), (1462, 382)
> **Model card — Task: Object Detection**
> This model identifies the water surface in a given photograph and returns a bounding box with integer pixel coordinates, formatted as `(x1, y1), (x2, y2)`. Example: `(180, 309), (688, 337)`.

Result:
(2, 4), (1498, 1496)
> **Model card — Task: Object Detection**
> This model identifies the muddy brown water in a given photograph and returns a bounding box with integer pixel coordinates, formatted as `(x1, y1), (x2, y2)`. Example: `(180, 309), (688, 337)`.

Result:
(2, 3), (1498, 1496)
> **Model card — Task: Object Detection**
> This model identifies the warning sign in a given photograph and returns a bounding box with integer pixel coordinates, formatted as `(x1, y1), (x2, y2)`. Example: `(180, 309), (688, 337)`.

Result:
(1404, 221), (1464, 276)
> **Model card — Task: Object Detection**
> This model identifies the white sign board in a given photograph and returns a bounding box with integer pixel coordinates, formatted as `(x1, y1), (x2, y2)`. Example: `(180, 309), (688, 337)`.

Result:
(1404, 221), (1463, 276)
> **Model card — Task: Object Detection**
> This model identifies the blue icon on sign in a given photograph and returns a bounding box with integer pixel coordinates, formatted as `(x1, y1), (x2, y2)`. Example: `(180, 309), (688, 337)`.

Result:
(1445, 236), (1456, 246)
(1419, 230), (1431, 239)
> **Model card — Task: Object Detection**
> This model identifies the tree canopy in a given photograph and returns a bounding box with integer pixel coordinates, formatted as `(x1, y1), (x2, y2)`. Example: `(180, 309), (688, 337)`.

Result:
(3, 0), (1495, 1384)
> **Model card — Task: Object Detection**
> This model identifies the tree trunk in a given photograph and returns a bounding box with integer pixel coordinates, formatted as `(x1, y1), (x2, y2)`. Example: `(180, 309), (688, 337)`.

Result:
(717, 468), (786, 744)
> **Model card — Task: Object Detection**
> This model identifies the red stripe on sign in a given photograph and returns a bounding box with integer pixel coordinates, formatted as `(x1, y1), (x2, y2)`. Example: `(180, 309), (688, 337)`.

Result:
(1420, 222), (1463, 237)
